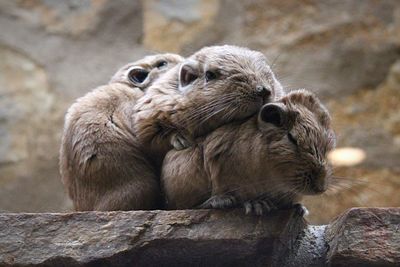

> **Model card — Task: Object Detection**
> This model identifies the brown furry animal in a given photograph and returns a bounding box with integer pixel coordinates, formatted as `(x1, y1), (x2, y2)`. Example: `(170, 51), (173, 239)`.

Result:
(133, 45), (284, 167)
(161, 90), (336, 215)
(60, 53), (184, 211)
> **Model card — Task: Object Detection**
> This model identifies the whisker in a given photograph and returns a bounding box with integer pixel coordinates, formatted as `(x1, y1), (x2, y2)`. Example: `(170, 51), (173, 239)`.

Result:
(177, 95), (239, 125)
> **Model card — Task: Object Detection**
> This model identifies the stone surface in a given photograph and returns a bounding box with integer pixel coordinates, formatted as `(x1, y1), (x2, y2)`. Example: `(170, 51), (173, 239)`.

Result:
(143, 0), (220, 53)
(0, 45), (51, 164)
(234, 0), (400, 99)
(0, 44), (68, 213)
(326, 208), (400, 266)
(0, 0), (145, 99)
(0, 208), (398, 266)
(278, 225), (329, 267)
(0, 209), (306, 266)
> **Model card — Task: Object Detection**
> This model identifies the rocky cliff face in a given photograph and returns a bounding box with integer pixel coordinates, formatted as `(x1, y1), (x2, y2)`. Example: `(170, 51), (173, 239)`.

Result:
(0, 0), (399, 223)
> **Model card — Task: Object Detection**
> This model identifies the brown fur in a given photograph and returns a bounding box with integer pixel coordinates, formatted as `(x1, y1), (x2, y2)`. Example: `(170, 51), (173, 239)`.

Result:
(161, 90), (336, 215)
(133, 45), (284, 166)
(60, 53), (184, 211)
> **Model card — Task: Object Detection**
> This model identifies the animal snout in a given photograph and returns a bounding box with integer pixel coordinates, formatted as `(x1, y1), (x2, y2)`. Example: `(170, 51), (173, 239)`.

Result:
(255, 85), (271, 97)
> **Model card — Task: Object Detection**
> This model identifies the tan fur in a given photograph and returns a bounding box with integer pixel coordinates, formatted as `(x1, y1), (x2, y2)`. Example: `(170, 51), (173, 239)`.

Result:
(60, 53), (184, 211)
(133, 45), (284, 165)
(161, 90), (336, 214)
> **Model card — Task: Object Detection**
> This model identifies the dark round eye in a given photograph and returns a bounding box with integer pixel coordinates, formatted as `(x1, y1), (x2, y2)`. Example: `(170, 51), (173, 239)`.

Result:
(205, 70), (217, 82)
(128, 68), (149, 84)
(156, 60), (168, 69)
(288, 133), (298, 146)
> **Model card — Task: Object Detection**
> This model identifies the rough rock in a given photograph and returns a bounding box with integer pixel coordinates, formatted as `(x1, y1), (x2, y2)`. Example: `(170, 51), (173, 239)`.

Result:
(326, 208), (400, 266)
(0, 45), (52, 165)
(0, 208), (399, 266)
(0, 44), (68, 212)
(274, 224), (329, 267)
(0, 209), (306, 266)
(0, 0), (145, 99)
(143, 0), (220, 52)
(233, 0), (400, 98)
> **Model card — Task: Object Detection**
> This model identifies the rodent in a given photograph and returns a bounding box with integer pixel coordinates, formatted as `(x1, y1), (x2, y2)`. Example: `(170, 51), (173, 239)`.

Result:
(161, 89), (336, 215)
(133, 45), (285, 166)
(59, 53), (184, 211)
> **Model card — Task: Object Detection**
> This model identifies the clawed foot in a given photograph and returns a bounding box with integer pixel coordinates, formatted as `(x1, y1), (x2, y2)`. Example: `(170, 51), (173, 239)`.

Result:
(243, 198), (277, 216)
(291, 203), (309, 217)
(171, 133), (192, 150)
(198, 194), (239, 209)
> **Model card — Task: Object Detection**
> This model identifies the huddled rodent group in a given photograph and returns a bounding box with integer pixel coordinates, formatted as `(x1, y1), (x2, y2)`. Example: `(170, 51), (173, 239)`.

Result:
(60, 45), (335, 215)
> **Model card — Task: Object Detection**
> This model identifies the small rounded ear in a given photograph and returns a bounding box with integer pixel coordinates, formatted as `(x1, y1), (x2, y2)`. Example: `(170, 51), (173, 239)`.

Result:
(259, 103), (287, 127)
(128, 67), (149, 84)
(179, 61), (199, 89)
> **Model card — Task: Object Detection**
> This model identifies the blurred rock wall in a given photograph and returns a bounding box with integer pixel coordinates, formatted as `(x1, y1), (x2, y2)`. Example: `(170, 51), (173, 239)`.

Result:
(0, 0), (399, 223)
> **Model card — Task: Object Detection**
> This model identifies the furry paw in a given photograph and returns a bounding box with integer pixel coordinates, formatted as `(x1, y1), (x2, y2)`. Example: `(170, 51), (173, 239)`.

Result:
(171, 133), (192, 150)
(198, 194), (238, 209)
(243, 198), (276, 216)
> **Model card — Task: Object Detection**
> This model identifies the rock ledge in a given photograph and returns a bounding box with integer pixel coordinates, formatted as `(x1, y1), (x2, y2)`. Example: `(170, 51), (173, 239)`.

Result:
(0, 208), (399, 266)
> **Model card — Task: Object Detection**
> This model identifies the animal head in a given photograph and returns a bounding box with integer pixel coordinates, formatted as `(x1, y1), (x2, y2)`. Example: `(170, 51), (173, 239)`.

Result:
(110, 53), (184, 89)
(177, 45), (284, 133)
(257, 89), (336, 196)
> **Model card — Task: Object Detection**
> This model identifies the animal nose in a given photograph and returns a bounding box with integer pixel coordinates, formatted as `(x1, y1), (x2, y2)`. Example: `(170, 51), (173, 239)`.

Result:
(255, 85), (271, 97)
